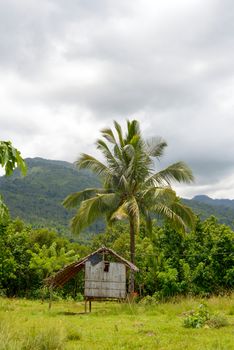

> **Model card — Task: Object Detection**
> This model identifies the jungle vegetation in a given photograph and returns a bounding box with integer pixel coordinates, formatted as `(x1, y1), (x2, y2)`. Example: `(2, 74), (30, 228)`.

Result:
(0, 216), (233, 298)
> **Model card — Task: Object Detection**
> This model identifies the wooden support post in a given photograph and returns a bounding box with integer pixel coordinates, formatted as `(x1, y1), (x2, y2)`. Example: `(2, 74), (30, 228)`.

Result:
(85, 298), (87, 313)
(89, 300), (91, 313)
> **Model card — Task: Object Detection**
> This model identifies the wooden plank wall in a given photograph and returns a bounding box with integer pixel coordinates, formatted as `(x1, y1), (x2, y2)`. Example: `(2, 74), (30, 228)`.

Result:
(84, 261), (126, 298)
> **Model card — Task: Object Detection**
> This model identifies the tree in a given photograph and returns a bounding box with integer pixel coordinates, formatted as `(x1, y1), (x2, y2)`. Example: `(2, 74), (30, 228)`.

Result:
(63, 120), (195, 292)
(0, 140), (27, 220)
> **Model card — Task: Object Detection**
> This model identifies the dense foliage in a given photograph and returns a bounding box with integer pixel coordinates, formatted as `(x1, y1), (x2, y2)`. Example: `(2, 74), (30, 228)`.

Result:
(92, 218), (234, 298)
(0, 219), (89, 298)
(1, 215), (233, 299)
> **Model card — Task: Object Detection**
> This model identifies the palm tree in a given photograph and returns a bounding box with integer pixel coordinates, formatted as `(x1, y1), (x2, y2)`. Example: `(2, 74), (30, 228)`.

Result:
(63, 120), (195, 292)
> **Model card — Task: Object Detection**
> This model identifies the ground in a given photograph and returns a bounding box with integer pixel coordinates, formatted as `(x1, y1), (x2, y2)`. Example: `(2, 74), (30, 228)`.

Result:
(0, 295), (233, 349)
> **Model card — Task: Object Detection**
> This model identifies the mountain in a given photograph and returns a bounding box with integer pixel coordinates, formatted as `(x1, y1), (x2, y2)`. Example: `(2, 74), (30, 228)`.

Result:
(192, 195), (234, 208)
(183, 195), (234, 229)
(0, 158), (234, 233)
(0, 157), (103, 236)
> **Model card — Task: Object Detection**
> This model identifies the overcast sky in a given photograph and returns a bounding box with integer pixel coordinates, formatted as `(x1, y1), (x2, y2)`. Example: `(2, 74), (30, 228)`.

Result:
(0, 0), (234, 199)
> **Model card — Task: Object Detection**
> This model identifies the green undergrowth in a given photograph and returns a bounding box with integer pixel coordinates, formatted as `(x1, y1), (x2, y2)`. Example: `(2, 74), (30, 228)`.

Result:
(0, 295), (233, 350)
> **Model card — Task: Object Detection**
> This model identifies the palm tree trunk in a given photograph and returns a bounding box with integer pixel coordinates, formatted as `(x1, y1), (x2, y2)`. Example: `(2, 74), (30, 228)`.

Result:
(129, 217), (135, 293)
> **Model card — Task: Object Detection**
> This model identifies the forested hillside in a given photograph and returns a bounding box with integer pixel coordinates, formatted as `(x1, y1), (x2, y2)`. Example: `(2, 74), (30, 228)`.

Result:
(0, 157), (234, 234)
(0, 158), (103, 236)
(183, 196), (234, 229)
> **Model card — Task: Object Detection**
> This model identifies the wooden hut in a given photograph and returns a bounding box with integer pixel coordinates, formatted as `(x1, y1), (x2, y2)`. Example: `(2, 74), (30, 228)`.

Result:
(45, 246), (139, 312)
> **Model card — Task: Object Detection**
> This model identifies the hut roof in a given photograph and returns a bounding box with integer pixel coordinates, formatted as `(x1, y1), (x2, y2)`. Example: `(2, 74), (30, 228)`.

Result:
(45, 246), (139, 288)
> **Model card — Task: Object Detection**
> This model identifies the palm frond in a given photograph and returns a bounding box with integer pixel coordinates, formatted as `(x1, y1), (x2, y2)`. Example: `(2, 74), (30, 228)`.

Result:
(129, 134), (140, 148)
(123, 144), (135, 160)
(118, 174), (129, 191)
(142, 187), (177, 207)
(63, 188), (107, 209)
(151, 196), (195, 231)
(113, 144), (123, 161)
(169, 200), (195, 229)
(71, 193), (119, 234)
(110, 202), (129, 221)
(114, 121), (124, 147)
(101, 128), (116, 144)
(96, 139), (120, 170)
(126, 120), (140, 143)
(145, 137), (168, 158)
(147, 161), (194, 186)
(152, 203), (187, 231)
(76, 154), (111, 177)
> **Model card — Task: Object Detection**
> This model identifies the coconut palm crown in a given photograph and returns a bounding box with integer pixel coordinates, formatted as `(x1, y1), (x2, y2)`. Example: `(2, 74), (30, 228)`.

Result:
(63, 120), (195, 292)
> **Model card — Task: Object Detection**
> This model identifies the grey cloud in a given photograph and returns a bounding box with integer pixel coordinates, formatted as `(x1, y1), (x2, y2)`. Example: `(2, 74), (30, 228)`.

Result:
(0, 0), (234, 198)
(0, 117), (42, 137)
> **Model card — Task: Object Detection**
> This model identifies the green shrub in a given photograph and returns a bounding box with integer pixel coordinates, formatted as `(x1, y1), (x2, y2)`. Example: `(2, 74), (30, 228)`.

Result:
(183, 304), (209, 328)
(183, 304), (228, 329)
(74, 293), (84, 302)
(139, 295), (158, 305)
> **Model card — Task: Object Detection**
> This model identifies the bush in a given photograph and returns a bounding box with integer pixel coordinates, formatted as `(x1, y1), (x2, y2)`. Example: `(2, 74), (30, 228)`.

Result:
(183, 304), (228, 329)
(139, 295), (158, 305)
(183, 304), (209, 328)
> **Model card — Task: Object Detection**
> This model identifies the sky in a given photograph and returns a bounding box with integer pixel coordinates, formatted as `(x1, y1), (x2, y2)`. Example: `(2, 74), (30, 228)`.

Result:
(0, 0), (234, 199)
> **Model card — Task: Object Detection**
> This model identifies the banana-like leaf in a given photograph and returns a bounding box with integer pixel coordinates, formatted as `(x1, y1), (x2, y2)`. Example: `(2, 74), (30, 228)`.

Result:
(0, 141), (27, 176)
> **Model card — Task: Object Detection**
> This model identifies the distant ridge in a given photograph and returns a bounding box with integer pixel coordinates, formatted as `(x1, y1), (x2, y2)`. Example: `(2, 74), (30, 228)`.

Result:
(183, 195), (234, 229)
(0, 157), (234, 232)
(192, 195), (234, 208)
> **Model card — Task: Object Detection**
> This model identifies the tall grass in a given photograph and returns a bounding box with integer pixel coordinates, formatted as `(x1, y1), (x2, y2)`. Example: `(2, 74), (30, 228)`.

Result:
(0, 318), (66, 350)
(0, 295), (233, 350)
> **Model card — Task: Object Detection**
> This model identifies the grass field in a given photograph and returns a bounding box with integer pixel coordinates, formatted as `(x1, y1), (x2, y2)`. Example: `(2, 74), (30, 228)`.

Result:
(0, 295), (233, 350)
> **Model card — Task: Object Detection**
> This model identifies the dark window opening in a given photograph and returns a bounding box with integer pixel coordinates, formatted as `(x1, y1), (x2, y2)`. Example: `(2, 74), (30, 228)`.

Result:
(104, 262), (110, 272)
